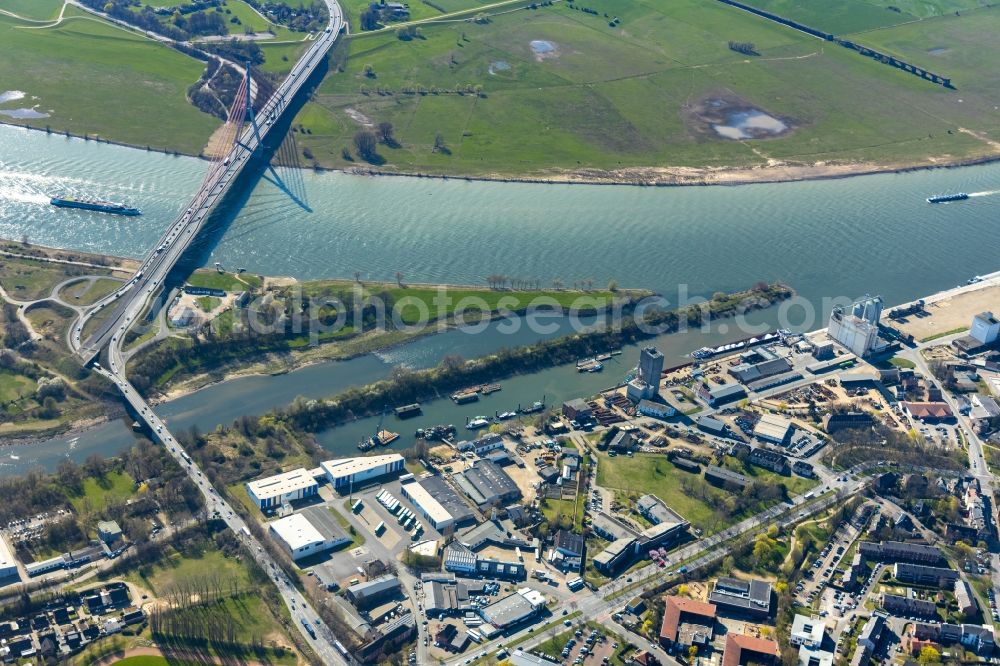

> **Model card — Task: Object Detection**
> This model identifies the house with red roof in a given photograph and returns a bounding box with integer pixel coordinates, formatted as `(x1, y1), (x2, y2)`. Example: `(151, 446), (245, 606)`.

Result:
(659, 596), (717, 649)
(722, 634), (780, 666)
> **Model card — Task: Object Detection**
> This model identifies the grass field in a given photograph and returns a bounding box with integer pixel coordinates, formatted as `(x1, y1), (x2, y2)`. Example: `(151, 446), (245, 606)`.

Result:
(338, 0), (443, 34)
(0, 370), (36, 404)
(69, 471), (136, 514)
(219, 0), (299, 40)
(186, 269), (263, 291)
(0, 256), (109, 301)
(0, 8), (218, 153)
(718, 455), (818, 496)
(0, 0), (64, 21)
(125, 543), (252, 596)
(291, 0), (1000, 178)
(738, 0), (920, 34)
(597, 453), (731, 529)
(25, 302), (75, 340)
(298, 279), (619, 324)
(596, 451), (816, 532)
(541, 496), (584, 530)
(60, 277), (124, 305)
(259, 40), (309, 75)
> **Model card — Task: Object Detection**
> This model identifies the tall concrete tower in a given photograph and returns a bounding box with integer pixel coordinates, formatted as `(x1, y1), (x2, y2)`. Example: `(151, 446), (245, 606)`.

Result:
(638, 346), (664, 388)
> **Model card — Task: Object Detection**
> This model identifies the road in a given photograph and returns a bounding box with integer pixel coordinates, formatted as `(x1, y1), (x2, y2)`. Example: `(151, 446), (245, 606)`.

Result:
(441, 472), (869, 666)
(91, 364), (352, 664)
(895, 333), (999, 531)
(75, 0), (356, 661)
(72, 0), (343, 362)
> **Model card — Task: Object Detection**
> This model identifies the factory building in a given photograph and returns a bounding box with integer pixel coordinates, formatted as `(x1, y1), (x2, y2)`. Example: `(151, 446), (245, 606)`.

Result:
(346, 575), (401, 609)
(697, 382), (747, 406)
(400, 478), (455, 533)
(321, 454), (405, 491)
(454, 460), (521, 509)
(269, 506), (351, 561)
(0, 536), (18, 580)
(479, 588), (546, 630)
(625, 347), (664, 401)
(637, 400), (676, 419)
(827, 294), (886, 358)
(971, 311), (1000, 344)
(245, 467), (319, 510)
(752, 414), (794, 445)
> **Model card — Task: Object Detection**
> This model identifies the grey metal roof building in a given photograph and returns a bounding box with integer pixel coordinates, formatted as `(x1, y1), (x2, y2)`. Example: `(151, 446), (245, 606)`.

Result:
(420, 475), (476, 525)
(480, 592), (538, 629)
(705, 466), (749, 490)
(346, 574), (401, 608)
(591, 512), (639, 543)
(637, 495), (685, 526)
(460, 521), (506, 550)
(709, 577), (772, 618)
(455, 460), (521, 508)
(425, 581), (473, 617)
(696, 416), (727, 435)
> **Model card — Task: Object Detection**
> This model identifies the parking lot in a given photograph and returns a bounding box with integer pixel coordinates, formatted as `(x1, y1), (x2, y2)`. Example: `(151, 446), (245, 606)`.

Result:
(795, 509), (869, 609)
(548, 625), (620, 666)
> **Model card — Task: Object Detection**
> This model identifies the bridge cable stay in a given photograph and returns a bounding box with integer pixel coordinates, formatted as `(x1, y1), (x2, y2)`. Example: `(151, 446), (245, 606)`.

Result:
(264, 129), (311, 211)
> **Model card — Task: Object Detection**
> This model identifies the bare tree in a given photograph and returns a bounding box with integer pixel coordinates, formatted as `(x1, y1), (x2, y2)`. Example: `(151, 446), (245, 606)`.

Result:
(377, 121), (396, 146)
(353, 130), (378, 161)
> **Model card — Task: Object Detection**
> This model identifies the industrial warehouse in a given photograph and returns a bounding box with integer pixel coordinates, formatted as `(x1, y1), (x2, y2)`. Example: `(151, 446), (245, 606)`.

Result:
(268, 506), (352, 561)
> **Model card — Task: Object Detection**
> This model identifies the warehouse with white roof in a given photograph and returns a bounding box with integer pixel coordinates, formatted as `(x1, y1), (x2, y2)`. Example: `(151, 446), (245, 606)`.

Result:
(321, 454), (405, 491)
(268, 506), (351, 560)
(0, 535), (18, 580)
(400, 478), (455, 532)
(245, 467), (319, 510)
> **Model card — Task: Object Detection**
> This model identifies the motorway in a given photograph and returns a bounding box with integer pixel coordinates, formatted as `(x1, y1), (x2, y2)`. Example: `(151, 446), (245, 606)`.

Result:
(71, 0), (343, 362)
(69, 0), (354, 662)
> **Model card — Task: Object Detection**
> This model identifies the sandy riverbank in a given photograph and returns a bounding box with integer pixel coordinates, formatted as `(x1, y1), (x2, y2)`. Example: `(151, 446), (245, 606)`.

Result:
(6, 120), (1000, 188)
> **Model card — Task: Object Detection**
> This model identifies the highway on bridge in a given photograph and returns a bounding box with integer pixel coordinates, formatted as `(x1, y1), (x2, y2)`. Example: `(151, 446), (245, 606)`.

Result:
(72, 3), (342, 363)
(70, 1), (355, 662)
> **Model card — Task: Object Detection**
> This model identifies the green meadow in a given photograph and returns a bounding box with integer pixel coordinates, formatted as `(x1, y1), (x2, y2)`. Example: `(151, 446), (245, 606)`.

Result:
(292, 0), (1000, 177)
(0, 8), (218, 152)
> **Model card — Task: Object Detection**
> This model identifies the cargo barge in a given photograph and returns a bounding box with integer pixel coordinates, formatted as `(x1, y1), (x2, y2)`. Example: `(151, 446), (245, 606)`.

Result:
(394, 403), (422, 419)
(50, 196), (141, 216)
(926, 193), (969, 204)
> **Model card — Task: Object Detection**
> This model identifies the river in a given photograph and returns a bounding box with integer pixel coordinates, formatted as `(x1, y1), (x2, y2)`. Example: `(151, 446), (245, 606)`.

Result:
(1, 124), (999, 474)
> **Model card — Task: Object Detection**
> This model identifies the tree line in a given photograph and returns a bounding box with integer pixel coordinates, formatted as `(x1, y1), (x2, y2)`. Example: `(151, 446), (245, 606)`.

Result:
(275, 283), (792, 433)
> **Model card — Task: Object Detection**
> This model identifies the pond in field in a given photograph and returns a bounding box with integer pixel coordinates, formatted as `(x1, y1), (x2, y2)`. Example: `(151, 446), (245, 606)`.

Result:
(0, 108), (49, 119)
(0, 91), (26, 105)
(488, 60), (511, 75)
(713, 109), (788, 140)
(529, 40), (557, 59)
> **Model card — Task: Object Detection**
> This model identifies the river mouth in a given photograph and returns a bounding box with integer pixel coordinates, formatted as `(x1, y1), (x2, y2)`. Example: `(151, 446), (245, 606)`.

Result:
(689, 95), (792, 140)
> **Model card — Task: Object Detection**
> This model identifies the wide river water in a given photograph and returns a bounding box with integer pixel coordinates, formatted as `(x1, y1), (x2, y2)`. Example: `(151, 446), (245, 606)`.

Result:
(1, 124), (999, 474)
